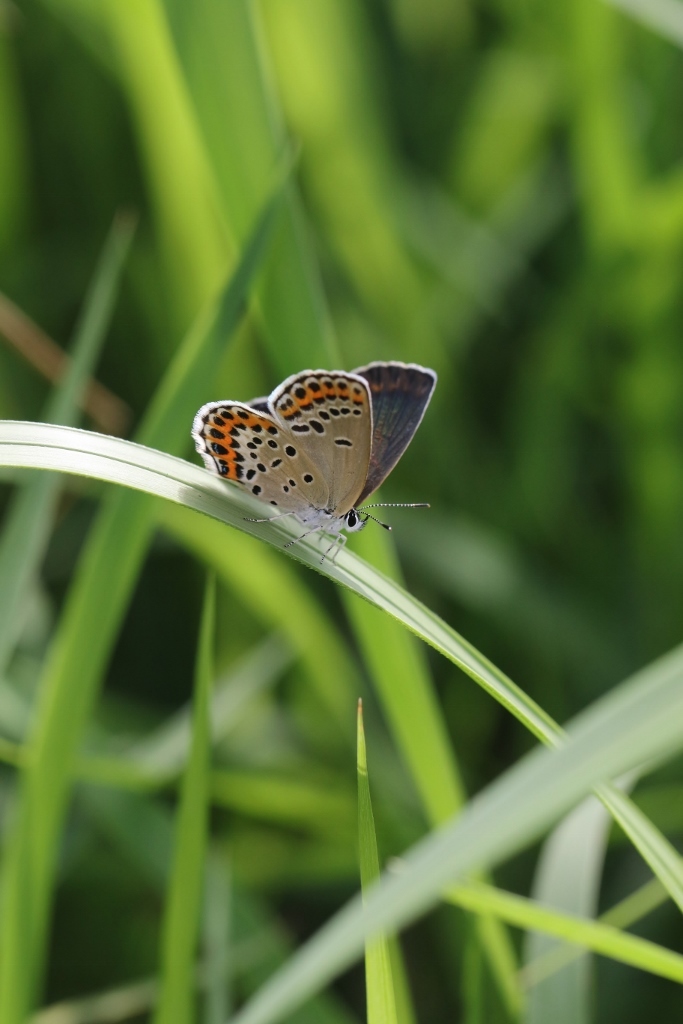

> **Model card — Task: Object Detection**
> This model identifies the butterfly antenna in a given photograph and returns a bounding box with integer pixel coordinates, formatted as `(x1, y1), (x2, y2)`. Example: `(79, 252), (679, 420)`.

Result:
(361, 511), (392, 531)
(359, 502), (430, 510)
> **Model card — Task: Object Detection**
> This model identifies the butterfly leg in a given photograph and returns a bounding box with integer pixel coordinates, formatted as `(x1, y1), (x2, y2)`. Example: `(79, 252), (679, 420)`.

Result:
(283, 524), (323, 550)
(328, 534), (347, 565)
(244, 510), (299, 524)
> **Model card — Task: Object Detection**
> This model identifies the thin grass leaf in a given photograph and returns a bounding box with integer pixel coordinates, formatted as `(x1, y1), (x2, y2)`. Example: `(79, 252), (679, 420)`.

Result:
(0, 420), (559, 742)
(0, 187), (283, 1024)
(520, 877), (668, 991)
(209, 771), (355, 836)
(357, 700), (400, 1024)
(0, 212), (135, 676)
(385, 939), (417, 1024)
(203, 850), (233, 1024)
(445, 879), (683, 985)
(154, 575), (215, 1024)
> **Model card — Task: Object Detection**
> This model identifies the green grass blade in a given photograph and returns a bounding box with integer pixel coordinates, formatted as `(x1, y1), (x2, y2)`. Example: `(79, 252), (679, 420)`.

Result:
(203, 851), (233, 1024)
(445, 881), (683, 985)
(153, 575), (215, 1024)
(0, 189), (282, 1024)
(520, 878), (669, 991)
(261, 0), (432, 354)
(104, 0), (228, 326)
(162, 0), (337, 372)
(0, 213), (135, 675)
(357, 700), (400, 1024)
(223, 641), (683, 1024)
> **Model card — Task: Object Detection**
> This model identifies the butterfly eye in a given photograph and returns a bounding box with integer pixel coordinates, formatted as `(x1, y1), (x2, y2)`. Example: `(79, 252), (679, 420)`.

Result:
(344, 509), (367, 533)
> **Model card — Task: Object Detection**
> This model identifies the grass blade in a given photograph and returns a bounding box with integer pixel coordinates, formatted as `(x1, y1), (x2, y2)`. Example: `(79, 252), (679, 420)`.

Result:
(0, 213), (135, 676)
(161, 0), (337, 373)
(445, 880), (683, 985)
(153, 575), (215, 1024)
(357, 700), (400, 1024)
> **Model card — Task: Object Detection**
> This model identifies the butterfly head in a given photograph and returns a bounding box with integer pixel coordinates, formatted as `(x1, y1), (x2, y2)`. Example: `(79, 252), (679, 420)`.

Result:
(342, 508), (370, 534)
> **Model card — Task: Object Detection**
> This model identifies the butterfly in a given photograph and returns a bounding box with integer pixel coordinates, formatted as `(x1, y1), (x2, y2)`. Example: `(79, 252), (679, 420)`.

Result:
(192, 361), (436, 560)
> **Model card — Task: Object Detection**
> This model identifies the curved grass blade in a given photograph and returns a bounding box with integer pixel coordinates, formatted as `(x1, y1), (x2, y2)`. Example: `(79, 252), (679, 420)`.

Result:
(2, 421), (683, 921)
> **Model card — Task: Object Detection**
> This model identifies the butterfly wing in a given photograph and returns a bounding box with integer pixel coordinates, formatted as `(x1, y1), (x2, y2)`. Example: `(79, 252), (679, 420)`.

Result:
(192, 401), (329, 513)
(353, 361), (436, 503)
(267, 369), (372, 517)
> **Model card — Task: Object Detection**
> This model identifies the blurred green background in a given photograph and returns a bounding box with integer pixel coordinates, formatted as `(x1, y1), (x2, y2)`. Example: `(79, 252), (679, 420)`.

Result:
(1, 0), (683, 1020)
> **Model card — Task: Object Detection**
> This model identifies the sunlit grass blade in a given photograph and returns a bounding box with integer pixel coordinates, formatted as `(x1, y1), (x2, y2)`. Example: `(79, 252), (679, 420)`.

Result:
(103, 0), (229, 326)
(223, 641), (683, 1024)
(357, 700), (400, 1024)
(162, 0), (337, 373)
(3, 422), (683, 922)
(261, 0), (431, 353)
(605, 0), (683, 48)
(0, 212), (135, 676)
(153, 575), (215, 1024)
(0, 187), (283, 1024)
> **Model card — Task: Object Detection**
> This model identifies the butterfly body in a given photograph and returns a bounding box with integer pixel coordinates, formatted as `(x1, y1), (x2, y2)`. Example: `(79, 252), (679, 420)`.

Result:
(192, 361), (436, 553)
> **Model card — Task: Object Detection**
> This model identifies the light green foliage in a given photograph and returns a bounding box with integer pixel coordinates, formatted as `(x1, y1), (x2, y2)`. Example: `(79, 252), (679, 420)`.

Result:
(2, 0), (683, 1021)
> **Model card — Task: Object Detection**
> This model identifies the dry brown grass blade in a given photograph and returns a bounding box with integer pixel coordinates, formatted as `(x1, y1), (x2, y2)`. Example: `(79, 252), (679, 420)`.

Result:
(0, 291), (132, 436)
